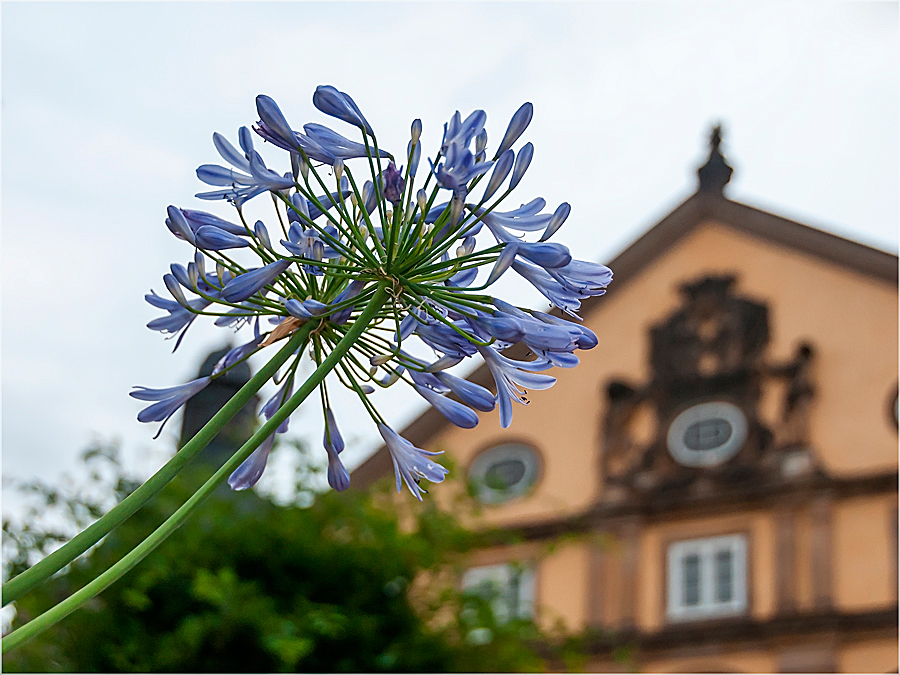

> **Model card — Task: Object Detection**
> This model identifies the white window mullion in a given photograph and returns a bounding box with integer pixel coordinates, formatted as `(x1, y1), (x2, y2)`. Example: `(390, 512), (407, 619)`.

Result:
(700, 541), (714, 609)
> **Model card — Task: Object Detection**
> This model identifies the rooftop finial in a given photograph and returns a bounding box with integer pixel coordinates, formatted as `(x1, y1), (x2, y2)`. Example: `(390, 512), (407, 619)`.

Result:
(697, 124), (733, 195)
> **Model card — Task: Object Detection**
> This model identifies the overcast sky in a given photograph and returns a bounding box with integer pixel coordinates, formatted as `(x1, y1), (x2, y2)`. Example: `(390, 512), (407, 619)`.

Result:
(3, 2), (898, 513)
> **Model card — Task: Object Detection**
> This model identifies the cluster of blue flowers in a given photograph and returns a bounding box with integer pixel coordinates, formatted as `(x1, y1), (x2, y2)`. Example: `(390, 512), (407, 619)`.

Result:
(134, 86), (611, 499)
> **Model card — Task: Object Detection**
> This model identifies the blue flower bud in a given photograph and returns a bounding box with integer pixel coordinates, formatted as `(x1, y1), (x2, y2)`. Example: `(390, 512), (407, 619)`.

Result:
(255, 95), (302, 152)
(254, 220), (272, 250)
(195, 226), (250, 251)
(475, 129), (488, 156)
(508, 142), (534, 191)
(222, 260), (291, 303)
(383, 161), (405, 204)
(434, 371), (496, 412)
(312, 85), (373, 135)
(166, 206), (196, 245)
(187, 262), (199, 289)
(163, 273), (189, 307)
(486, 243), (519, 285)
(324, 408), (345, 455)
(408, 140), (422, 178)
(194, 251), (206, 278)
(228, 433), (276, 491)
(482, 149), (514, 202)
(170, 263), (192, 290)
(495, 102), (533, 157)
(540, 202), (571, 242)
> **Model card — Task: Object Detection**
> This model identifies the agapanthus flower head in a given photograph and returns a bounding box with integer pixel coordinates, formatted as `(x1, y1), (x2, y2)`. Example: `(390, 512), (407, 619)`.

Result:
(137, 85), (611, 497)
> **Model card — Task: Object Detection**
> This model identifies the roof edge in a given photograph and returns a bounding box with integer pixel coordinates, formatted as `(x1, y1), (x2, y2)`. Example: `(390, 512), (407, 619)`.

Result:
(351, 191), (898, 489)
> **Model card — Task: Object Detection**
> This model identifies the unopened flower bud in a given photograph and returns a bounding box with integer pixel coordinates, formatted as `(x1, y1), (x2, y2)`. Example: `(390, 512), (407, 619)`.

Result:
(416, 189), (427, 211)
(410, 118), (422, 144)
(164, 273), (189, 307)
(383, 161), (404, 204)
(370, 353), (393, 367)
(457, 236), (476, 257)
(299, 156), (310, 181)
(333, 158), (344, 182)
(449, 195), (463, 225)
(194, 251), (206, 278)
(381, 370), (403, 387)
(254, 220), (272, 249)
(475, 128), (488, 155)
(216, 262), (227, 285)
(187, 262), (199, 289)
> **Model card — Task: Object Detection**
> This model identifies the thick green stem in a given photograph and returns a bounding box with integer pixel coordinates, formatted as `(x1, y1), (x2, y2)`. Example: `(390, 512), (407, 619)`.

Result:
(2, 284), (389, 654)
(2, 326), (314, 606)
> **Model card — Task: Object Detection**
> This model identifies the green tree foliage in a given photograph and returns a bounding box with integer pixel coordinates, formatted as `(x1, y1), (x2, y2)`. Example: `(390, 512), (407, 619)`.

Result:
(3, 443), (562, 672)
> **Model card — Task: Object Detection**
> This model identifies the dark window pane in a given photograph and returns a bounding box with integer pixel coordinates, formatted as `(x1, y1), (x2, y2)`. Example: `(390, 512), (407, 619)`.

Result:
(683, 418), (733, 451)
(507, 571), (520, 618)
(715, 549), (733, 603)
(484, 459), (527, 491)
(683, 554), (701, 606)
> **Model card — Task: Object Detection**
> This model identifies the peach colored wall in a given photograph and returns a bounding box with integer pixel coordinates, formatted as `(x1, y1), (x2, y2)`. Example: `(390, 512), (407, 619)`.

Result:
(429, 220), (898, 530)
(833, 495), (896, 611)
(636, 511), (776, 632)
(535, 540), (589, 631)
(839, 637), (899, 673)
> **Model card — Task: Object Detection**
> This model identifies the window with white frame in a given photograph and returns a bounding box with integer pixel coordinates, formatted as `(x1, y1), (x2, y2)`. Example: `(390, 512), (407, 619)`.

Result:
(666, 534), (747, 621)
(461, 563), (535, 622)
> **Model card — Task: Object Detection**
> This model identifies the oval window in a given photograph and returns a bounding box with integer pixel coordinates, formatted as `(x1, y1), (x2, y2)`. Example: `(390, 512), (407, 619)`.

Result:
(469, 443), (541, 504)
(667, 402), (747, 467)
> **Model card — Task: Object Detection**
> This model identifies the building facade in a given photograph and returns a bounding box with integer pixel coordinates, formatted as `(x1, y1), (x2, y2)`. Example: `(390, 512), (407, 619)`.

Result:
(353, 131), (898, 673)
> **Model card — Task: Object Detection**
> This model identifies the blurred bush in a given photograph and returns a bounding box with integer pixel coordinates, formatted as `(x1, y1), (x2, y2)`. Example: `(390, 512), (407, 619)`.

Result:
(2, 442), (576, 672)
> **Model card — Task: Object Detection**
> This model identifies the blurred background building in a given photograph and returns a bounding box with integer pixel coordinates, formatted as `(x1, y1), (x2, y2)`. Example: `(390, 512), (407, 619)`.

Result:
(354, 128), (899, 673)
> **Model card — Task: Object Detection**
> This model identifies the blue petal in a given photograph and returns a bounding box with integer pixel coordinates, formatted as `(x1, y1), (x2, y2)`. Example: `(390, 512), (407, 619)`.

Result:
(212, 132), (251, 172)
(378, 424), (448, 500)
(414, 385), (479, 429)
(196, 164), (254, 187)
(516, 242), (572, 269)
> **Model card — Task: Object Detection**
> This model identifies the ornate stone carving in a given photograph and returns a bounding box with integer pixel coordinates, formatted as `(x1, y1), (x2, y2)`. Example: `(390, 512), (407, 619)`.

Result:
(601, 274), (820, 498)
